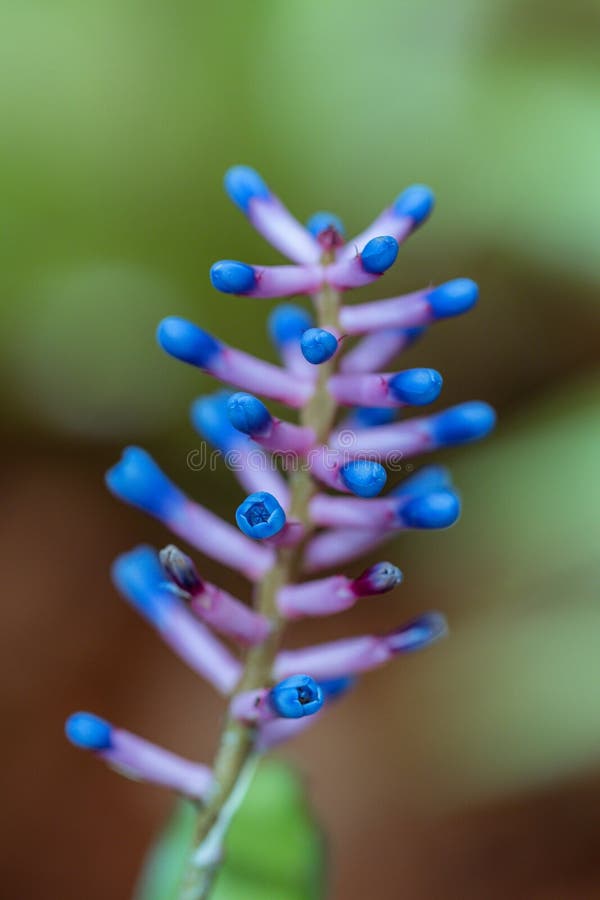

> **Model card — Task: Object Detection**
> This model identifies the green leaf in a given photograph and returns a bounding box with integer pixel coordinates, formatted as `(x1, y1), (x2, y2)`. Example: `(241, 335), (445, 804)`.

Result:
(134, 759), (325, 900)
(133, 799), (197, 900)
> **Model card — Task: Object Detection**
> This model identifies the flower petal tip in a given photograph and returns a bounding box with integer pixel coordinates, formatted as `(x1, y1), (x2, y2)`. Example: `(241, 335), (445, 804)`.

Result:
(236, 491), (286, 539)
(210, 260), (257, 295)
(389, 368), (443, 406)
(66, 712), (113, 750)
(392, 184), (435, 225)
(227, 393), (272, 436)
(340, 460), (387, 497)
(428, 278), (479, 319)
(300, 328), (338, 365)
(157, 317), (222, 367)
(360, 235), (399, 274)
(269, 675), (323, 718)
(224, 165), (270, 213)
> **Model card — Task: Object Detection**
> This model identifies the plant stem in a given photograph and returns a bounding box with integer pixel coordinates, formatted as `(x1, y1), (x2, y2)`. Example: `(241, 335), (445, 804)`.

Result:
(178, 285), (340, 900)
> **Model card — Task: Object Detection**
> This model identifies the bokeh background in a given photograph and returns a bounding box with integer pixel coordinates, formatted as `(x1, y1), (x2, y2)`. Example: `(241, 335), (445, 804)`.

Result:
(2, 1), (600, 897)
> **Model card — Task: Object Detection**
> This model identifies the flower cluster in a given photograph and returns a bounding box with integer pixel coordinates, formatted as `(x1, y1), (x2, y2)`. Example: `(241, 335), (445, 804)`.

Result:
(65, 166), (495, 891)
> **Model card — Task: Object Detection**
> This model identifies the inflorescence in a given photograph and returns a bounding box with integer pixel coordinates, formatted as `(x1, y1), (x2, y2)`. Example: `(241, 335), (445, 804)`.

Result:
(66, 165), (495, 897)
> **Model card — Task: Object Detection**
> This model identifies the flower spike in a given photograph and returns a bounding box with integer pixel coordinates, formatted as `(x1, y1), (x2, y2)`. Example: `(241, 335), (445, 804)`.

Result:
(160, 545), (271, 646)
(157, 317), (312, 407)
(339, 278), (479, 334)
(66, 713), (214, 802)
(224, 165), (321, 264)
(112, 546), (241, 692)
(71, 165), (494, 877)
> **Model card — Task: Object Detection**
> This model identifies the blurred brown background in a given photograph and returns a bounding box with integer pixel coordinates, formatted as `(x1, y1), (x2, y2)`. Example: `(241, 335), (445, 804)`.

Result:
(1, 1), (600, 898)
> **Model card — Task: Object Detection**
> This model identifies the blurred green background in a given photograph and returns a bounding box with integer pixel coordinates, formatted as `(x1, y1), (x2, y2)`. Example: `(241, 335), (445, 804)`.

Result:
(2, 1), (599, 898)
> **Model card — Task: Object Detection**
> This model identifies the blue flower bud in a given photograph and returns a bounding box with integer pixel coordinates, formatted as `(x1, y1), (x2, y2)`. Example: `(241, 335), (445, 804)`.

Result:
(191, 392), (242, 452)
(392, 464), (453, 497)
(360, 235), (399, 274)
(427, 279), (479, 319)
(268, 303), (314, 346)
(392, 184), (435, 224)
(105, 448), (185, 519)
(157, 317), (222, 368)
(388, 612), (448, 653)
(401, 489), (461, 529)
(300, 328), (338, 365)
(227, 393), (272, 436)
(65, 712), (113, 750)
(268, 675), (323, 718)
(159, 544), (202, 594)
(340, 460), (387, 497)
(388, 369), (443, 406)
(236, 491), (286, 539)
(306, 211), (345, 238)
(319, 676), (357, 701)
(430, 402), (496, 446)
(224, 165), (270, 213)
(112, 545), (174, 624)
(210, 260), (257, 295)
(350, 407), (397, 428)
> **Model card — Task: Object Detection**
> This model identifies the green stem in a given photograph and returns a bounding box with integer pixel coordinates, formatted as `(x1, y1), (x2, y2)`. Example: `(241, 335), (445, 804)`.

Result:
(178, 285), (340, 900)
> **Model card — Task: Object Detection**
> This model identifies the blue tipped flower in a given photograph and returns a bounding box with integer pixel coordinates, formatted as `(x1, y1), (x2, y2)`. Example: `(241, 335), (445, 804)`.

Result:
(227, 393), (272, 437)
(157, 317), (222, 368)
(224, 165), (270, 213)
(210, 260), (257, 295)
(389, 369), (443, 406)
(431, 401), (496, 446)
(392, 184), (435, 225)
(66, 712), (113, 750)
(236, 491), (286, 539)
(300, 328), (338, 365)
(191, 392), (242, 452)
(105, 448), (184, 519)
(306, 211), (345, 238)
(427, 279), (479, 319)
(268, 675), (323, 718)
(340, 460), (387, 497)
(268, 303), (314, 347)
(112, 545), (174, 624)
(319, 676), (357, 701)
(401, 490), (461, 529)
(388, 612), (448, 653)
(360, 235), (399, 274)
